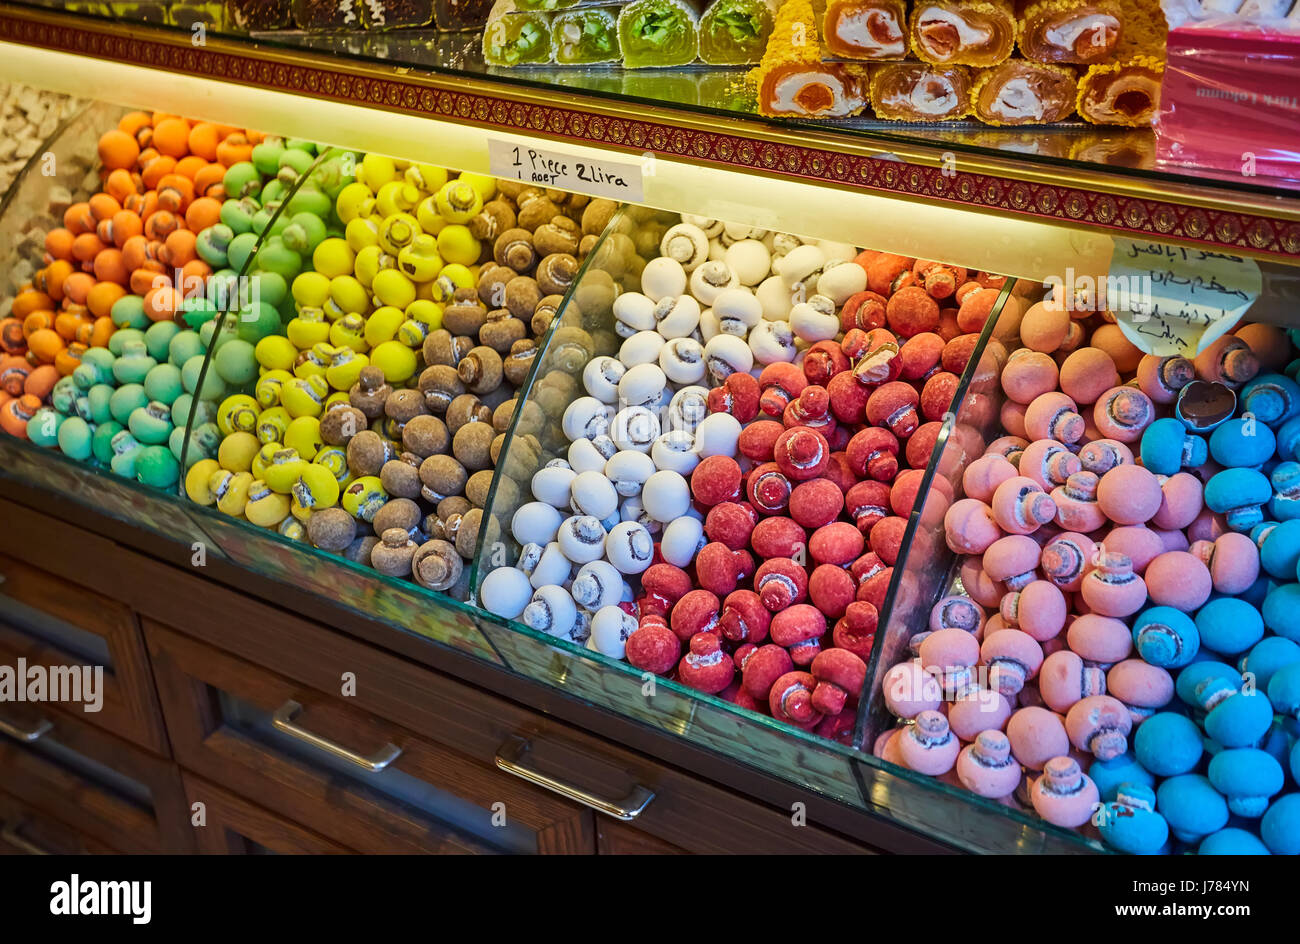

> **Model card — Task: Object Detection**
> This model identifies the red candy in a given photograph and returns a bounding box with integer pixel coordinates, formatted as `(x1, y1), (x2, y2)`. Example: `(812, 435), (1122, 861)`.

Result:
(845, 479), (892, 535)
(742, 644), (793, 700)
(718, 589), (771, 644)
(906, 421), (943, 469)
(833, 601), (878, 658)
(849, 328), (902, 385)
(803, 340), (850, 386)
(738, 419), (783, 462)
(886, 285), (941, 338)
(695, 542), (752, 596)
(899, 332), (944, 381)
(677, 632), (735, 693)
(704, 501), (758, 550)
(758, 363), (807, 418)
(846, 427), (900, 482)
(840, 290), (887, 332)
(809, 564), (856, 619)
(669, 588), (721, 641)
(866, 381), (921, 439)
(770, 604), (827, 665)
(641, 562), (693, 614)
(754, 557), (809, 610)
(769, 670), (822, 727)
(747, 462), (792, 514)
(773, 425), (831, 481)
(789, 478), (844, 529)
(869, 516), (908, 565)
(810, 521), (866, 566)
(783, 385), (836, 435)
(750, 516), (807, 559)
(691, 455), (743, 506)
(827, 370), (869, 424)
(811, 648), (868, 715)
(626, 620), (680, 674)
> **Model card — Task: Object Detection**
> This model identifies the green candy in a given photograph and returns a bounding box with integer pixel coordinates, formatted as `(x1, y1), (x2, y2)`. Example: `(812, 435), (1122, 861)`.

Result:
(111, 295), (148, 330)
(128, 402), (173, 445)
(112, 342), (157, 385)
(228, 232), (260, 272)
(248, 270), (289, 308)
(224, 161), (262, 200)
(144, 321), (181, 362)
(251, 139), (285, 176)
(87, 384), (115, 424)
(72, 347), (115, 390)
(173, 421), (221, 467)
(255, 237), (302, 278)
(285, 186), (330, 219)
(169, 393), (216, 431)
(57, 416), (94, 461)
(50, 375), (79, 414)
(109, 383), (149, 424)
(169, 329), (206, 367)
(220, 196), (260, 235)
(199, 316), (239, 353)
(281, 212), (327, 254)
(91, 420), (124, 464)
(109, 431), (142, 478)
(278, 148), (315, 177)
(261, 179), (288, 208)
(196, 223), (233, 268)
(182, 353), (226, 400)
(108, 328), (146, 357)
(235, 300), (281, 343)
(26, 407), (62, 447)
(135, 445), (179, 488)
(144, 363), (185, 405)
(214, 338), (258, 385)
(285, 138), (317, 154)
(250, 206), (277, 236)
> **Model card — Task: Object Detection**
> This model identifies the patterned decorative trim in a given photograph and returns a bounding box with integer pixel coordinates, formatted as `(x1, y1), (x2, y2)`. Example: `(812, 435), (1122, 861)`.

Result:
(2, 9), (1298, 259)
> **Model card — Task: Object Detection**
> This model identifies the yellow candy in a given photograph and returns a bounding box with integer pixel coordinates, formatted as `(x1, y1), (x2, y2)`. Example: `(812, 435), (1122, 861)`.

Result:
(436, 224), (480, 267)
(358, 153), (397, 193)
(185, 458), (221, 504)
(259, 443), (306, 493)
(324, 391), (351, 411)
(405, 164), (448, 193)
(345, 217), (380, 253)
(458, 172), (497, 202)
(255, 335), (298, 372)
(341, 474), (388, 521)
(284, 415), (324, 461)
(353, 244), (387, 290)
(365, 306), (405, 347)
(314, 445), (351, 485)
(430, 263), (475, 303)
(378, 213), (421, 255)
(255, 368), (294, 408)
(376, 180), (422, 218)
(434, 180), (483, 224)
(415, 196), (448, 236)
(371, 339), (418, 383)
(217, 394), (261, 437)
(329, 313), (369, 353)
(245, 480), (291, 528)
(335, 182), (376, 224)
(372, 268), (417, 310)
(291, 462), (341, 521)
(217, 430), (260, 473)
(256, 405), (292, 444)
(286, 309), (330, 349)
(292, 271), (331, 308)
(326, 347), (369, 391)
(396, 233), (444, 282)
(213, 469), (253, 518)
(279, 516), (306, 541)
(327, 275), (370, 319)
(282, 375), (329, 418)
(312, 238), (356, 280)
(293, 344), (329, 380)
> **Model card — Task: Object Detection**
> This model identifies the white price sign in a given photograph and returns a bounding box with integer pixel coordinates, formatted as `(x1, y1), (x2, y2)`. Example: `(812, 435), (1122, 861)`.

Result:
(488, 139), (644, 202)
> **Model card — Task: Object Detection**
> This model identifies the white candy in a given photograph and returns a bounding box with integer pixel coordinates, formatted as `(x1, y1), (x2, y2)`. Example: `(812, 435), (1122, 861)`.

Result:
(480, 566), (533, 620)
(562, 396), (613, 441)
(775, 244), (826, 288)
(659, 223), (710, 272)
(512, 501), (563, 546)
(605, 521), (655, 574)
(771, 233), (805, 258)
(613, 291), (657, 333)
(725, 239), (771, 286)
(703, 333), (754, 383)
(660, 337), (706, 385)
(605, 449), (655, 497)
(570, 470), (619, 520)
(610, 405), (660, 453)
(756, 275), (794, 321)
(528, 542), (572, 589)
(790, 296), (841, 342)
(641, 256), (687, 301)
(522, 585), (577, 637)
(618, 362), (667, 408)
(660, 516), (706, 568)
(653, 294), (701, 339)
(699, 307), (721, 343)
(568, 437), (612, 473)
(556, 515), (608, 564)
(817, 259), (867, 305)
(570, 560), (625, 610)
(651, 430), (700, 475)
(531, 465), (577, 507)
(681, 214), (724, 239)
(618, 330), (666, 367)
(642, 469), (690, 522)
(667, 386), (709, 432)
(689, 260), (738, 306)
(713, 288), (762, 337)
(818, 239), (858, 263)
(619, 495), (658, 534)
(748, 319), (798, 364)
(582, 356), (625, 403)
(724, 222), (767, 241)
(590, 605), (637, 659)
(694, 412), (742, 458)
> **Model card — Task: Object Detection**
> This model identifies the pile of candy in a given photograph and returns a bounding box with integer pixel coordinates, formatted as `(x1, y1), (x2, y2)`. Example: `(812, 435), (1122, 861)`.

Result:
(880, 299), (1300, 855)
(480, 218), (1015, 741)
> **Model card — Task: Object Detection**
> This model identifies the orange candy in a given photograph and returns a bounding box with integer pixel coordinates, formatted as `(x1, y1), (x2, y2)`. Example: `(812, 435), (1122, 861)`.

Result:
(141, 155), (177, 189)
(187, 123), (221, 161)
(125, 190), (158, 218)
(152, 118), (191, 159)
(1, 394), (41, 437)
(63, 203), (90, 235)
(87, 282), (127, 319)
(44, 228), (75, 260)
(61, 273), (95, 307)
(180, 259), (212, 296)
(131, 268), (169, 296)
(100, 209), (144, 248)
(162, 229), (197, 267)
(193, 163), (225, 198)
(26, 328), (64, 364)
(104, 168), (142, 204)
(55, 342), (87, 376)
(144, 212), (180, 242)
(22, 310), (54, 336)
(35, 260), (74, 301)
(185, 196), (222, 232)
(144, 285), (181, 322)
(97, 129), (140, 170)
(118, 111), (152, 140)
(0, 317), (25, 354)
(87, 193), (121, 225)
(174, 155), (207, 181)
(25, 364), (59, 400)
(12, 290), (55, 319)
(71, 232), (107, 263)
(85, 317), (114, 349)
(157, 174), (194, 213)
(215, 133), (254, 166)
(0, 355), (29, 395)
(92, 248), (128, 286)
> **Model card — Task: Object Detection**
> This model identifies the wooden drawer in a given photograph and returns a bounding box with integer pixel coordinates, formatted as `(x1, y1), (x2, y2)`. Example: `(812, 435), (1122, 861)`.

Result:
(597, 820), (687, 855)
(0, 701), (191, 852)
(0, 789), (119, 854)
(182, 774), (351, 854)
(147, 622), (595, 854)
(0, 552), (167, 755)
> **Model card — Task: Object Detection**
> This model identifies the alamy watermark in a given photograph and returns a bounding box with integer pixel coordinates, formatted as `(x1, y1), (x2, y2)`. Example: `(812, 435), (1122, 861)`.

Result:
(1043, 268), (1153, 319)
(0, 659), (103, 713)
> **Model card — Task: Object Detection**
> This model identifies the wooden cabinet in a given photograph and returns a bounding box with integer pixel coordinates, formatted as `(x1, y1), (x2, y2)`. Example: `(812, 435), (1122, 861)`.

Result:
(182, 775), (351, 854)
(0, 789), (119, 854)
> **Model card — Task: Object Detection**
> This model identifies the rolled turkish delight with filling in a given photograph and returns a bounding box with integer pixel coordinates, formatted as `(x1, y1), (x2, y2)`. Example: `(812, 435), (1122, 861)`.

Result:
(754, 0), (871, 115)
(1076, 54), (1163, 124)
(823, 0), (909, 59)
(1018, 0), (1123, 64)
(970, 58), (1078, 123)
(868, 61), (974, 119)
(909, 0), (1017, 66)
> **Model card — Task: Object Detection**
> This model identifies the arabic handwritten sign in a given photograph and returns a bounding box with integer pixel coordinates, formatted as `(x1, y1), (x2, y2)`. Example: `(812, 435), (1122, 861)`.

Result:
(1110, 239), (1261, 357)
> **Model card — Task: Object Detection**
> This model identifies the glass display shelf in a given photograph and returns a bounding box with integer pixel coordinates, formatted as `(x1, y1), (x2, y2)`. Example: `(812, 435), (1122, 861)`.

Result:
(2, 0), (1299, 267)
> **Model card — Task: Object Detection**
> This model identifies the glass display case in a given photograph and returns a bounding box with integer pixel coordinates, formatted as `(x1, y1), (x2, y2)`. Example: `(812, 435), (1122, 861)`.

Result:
(2, 0), (1299, 857)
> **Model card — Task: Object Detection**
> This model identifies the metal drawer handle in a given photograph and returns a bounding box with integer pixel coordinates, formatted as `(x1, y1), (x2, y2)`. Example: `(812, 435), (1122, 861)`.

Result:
(0, 714), (52, 742)
(271, 700), (402, 772)
(494, 736), (655, 821)
(2, 820), (52, 855)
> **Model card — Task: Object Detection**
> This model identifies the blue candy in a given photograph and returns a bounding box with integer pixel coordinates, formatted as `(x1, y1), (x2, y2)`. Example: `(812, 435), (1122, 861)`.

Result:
(1262, 583), (1300, 642)
(1242, 373), (1300, 427)
(1205, 468), (1272, 532)
(1210, 416), (1276, 468)
(1200, 679), (1275, 748)
(1292, 741), (1300, 786)
(1259, 519), (1300, 579)
(1268, 662), (1300, 717)
(1133, 606), (1200, 669)
(1260, 793), (1300, 855)
(1141, 418), (1207, 476)
(1196, 597), (1265, 656)
(1134, 712), (1203, 777)
(1091, 752), (1157, 803)
(1198, 827), (1272, 854)
(1176, 659), (1239, 708)
(1207, 749), (1284, 817)
(1158, 774), (1230, 843)
(1271, 462), (1300, 520)
(1276, 414), (1300, 460)
(1240, 635), (1300, 692)
(1098, 783), (1170, 855)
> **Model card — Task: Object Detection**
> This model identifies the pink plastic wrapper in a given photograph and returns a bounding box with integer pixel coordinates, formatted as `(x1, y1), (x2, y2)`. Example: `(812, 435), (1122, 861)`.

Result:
(1156, 18), (1300, 185)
